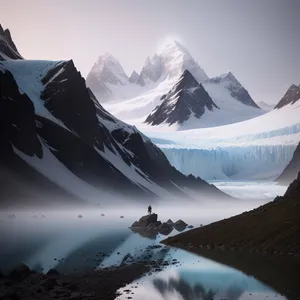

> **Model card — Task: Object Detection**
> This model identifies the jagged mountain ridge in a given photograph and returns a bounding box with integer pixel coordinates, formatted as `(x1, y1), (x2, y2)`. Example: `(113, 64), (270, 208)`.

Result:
(0, 25), (228, 206)
(143, 70), (263, 129)
(86, 52), (129, 100)
(0, 24), (22, 60)
(205, 72), (260, 108)
(274, 84), (300, 109)
(129, 70), (139, 83)
(138, 40), (208, 86)
(145, 70), (218, 126)
(86, 40), (210, 101)
(86, 40), (263, 129)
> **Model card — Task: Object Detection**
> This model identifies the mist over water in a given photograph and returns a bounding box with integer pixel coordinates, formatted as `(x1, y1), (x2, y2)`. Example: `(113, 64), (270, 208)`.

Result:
(0, 181), (287, 272)
(0, 182), (290, 299)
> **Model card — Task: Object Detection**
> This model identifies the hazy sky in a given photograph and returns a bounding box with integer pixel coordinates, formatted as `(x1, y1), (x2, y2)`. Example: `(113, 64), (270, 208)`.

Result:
(1, 0), (299, 104)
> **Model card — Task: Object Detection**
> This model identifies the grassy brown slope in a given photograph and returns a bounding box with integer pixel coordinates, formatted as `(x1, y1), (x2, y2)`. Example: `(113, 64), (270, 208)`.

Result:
(163, 173), (300, 255)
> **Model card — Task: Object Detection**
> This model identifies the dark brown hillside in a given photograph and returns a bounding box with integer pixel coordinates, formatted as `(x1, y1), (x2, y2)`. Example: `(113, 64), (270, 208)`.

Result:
(163, 172), (300, 255)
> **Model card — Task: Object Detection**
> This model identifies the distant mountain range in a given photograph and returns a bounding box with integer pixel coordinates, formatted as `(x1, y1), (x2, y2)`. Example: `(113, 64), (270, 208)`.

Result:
(86, 40), (264, 129)
(0, 25), (228, 207)
(257, 101), (274, 111)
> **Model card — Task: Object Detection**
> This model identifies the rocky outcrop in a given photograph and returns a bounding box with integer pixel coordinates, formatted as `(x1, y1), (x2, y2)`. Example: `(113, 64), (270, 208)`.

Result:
(131, 214), (158, 228)
(0, 263), (150, 300)
(131, 214), (188, 234)
(174, 220), (188, 231)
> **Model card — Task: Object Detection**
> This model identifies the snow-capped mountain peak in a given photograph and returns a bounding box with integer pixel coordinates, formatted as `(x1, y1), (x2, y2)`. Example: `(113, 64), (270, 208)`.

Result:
(129, 70), (139, 83)
(210, 71), (240, 85)
(274, 83), (300, 109)
(137, 54), (163, 86)
(157, 40), (209, 83)
(145, 69), (218, 126)
(158, 40), (190, 56)
(206, 71), (260, 108)
(89, 52), (128, 83)
(86, 52), (129, 100)
(136, 40), (209, 87)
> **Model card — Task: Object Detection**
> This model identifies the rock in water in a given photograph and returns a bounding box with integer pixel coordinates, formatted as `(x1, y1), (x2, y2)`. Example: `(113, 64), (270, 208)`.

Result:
(174, 219), (188, 231)
(131, 221), (139, 227)
(78, 214), (83, 219)
(166, 219), (174, 226)
(130, 214), (158, 228)
(147, 221), (162, 230)
(157, 222), (173, 235)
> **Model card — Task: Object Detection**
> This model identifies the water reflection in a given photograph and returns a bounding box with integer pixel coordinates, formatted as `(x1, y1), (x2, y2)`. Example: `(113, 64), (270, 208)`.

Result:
(153, 277), (216, 300)
(0, 211), (291, 300)
(117, 260), (287, 300)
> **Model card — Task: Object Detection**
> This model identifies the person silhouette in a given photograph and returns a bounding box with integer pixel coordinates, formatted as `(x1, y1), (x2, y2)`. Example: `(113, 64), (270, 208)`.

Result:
(148, 205), (152, 214)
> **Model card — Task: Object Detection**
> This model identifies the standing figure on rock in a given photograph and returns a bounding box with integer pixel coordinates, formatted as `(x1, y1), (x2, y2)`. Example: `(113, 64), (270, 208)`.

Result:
(148, 205), (152, 215)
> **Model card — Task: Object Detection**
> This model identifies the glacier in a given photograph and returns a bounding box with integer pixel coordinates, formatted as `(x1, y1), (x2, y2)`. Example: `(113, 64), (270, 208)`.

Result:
(144, 102), (300, 181)
(160, 144), (296, 181)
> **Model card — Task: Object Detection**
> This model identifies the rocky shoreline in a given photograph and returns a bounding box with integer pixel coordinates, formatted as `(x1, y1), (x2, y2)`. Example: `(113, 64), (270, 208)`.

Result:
(130, 213), (191, 235)
(0, 263), (150, 300)
(162, 173), (300, 256)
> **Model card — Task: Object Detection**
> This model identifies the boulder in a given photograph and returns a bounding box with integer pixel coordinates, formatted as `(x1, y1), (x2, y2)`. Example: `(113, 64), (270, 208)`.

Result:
(174, 219), (188, 231)
(131, 221), (139, 227)
(166, 219), (174, 226)
(147, 221), (161, 230)
(120, 216), (124, 218)
(77, 214), (83, 219)
(130, 214), (158, 228)
(157, 222), (173, 235)
(187, 225), (194, 229)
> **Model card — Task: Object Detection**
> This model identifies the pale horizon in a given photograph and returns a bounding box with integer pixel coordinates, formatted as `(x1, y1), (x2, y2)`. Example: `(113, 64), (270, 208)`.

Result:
(1, 0), (299, 104)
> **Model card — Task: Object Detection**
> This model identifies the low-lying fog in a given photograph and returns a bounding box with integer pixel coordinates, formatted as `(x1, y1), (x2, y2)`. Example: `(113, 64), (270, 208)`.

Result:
(0, 181), (288, 274)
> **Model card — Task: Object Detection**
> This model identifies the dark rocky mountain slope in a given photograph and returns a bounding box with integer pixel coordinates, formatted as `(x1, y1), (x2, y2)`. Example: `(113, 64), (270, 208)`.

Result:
(145, 70), (218, 126)
(274, 84), (300, 109)
(0, 25), (228, 207)
(164, 172), (300, 255)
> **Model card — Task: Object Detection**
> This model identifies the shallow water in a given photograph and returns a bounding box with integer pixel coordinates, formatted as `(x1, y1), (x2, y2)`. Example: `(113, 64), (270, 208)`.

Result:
(211, 180), (287, 200)
(0, 208), (291, 300)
